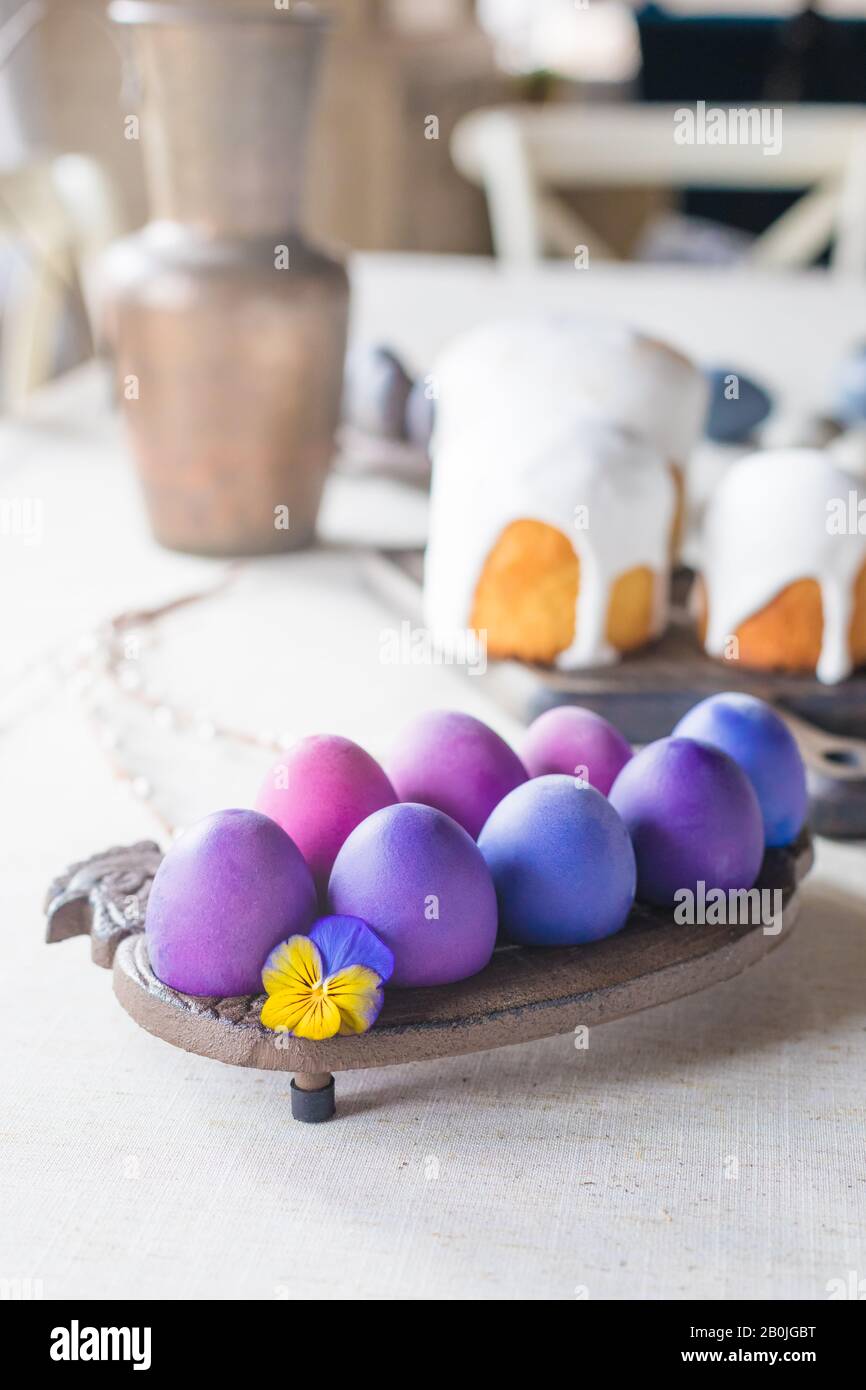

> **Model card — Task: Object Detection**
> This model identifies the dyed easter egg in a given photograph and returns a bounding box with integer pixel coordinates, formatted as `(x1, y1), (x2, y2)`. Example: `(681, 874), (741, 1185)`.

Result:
(327, 802), (497, 987)
(342, 344), (413, 439)
(146, 809), (317, 996)
(704, 367), (772, 443)
(477, 775), (636, 946)
(521, 705), (633, 795)
(833, 343), (866, 424)
(829, 424), (866, 479)
(405, 378), (436, 450)
(673, 693), (807, 847)
(256, 734), (397, 898)
(609, 737), (764, 906)
(386, 709), (528, 839)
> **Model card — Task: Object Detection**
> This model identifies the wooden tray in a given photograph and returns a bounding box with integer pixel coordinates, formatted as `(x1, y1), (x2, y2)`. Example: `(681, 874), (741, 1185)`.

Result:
(363, 550), (866, 839)
(44, 833), (813, 1122)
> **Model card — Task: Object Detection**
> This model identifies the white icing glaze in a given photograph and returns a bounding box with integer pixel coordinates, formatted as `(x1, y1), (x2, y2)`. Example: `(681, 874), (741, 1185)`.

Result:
(701, 448), (866, 684)
(425, 318), (680, 669)
(430, 315), (708, 465)
(681, 439), (753, 571)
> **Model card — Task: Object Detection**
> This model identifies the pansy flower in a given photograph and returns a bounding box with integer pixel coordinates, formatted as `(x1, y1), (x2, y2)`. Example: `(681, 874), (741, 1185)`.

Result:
(261, 916), (394, 1041)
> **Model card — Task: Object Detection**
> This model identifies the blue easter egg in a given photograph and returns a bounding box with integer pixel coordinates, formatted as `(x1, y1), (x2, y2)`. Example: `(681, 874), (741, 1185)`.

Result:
(477, 775), (636, 945)
(673, 693), (807, 847)
(704, 367), (772, 442)
(833, 344), (866, 425)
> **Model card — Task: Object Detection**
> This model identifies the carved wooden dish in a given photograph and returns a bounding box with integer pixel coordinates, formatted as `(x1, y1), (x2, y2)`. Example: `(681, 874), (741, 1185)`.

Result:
(45, 834), (813, 1121)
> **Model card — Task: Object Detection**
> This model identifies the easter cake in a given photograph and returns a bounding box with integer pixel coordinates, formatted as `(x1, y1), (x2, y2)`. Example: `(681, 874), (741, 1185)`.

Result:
(423, 316), (707, 669)
(694, 448), (866, 684)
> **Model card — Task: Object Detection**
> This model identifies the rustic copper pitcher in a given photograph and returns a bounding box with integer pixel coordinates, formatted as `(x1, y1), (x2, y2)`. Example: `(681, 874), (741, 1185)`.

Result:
(104, 1), (349, 556)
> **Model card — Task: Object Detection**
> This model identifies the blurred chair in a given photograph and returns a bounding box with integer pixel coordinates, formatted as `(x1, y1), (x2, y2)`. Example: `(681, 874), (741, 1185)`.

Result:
(0, 153), (120, 411)
(451, 103), (866, 272)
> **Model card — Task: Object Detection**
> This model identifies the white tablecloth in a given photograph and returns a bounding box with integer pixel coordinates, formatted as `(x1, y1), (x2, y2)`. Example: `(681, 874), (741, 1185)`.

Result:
(1, 257), (864, 1301)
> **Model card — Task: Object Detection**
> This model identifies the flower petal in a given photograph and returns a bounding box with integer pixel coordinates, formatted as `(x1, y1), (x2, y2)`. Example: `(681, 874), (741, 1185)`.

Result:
(262, 935), (322, 996)
(309, 915), (394, 983)
(291, 993), (342, 1041)
(326, 964), (385, 1035)
(261, 990), (317, 1034)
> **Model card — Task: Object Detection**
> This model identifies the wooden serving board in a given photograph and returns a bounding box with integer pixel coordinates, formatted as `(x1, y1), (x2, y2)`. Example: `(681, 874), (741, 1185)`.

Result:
(45, 833), (813, 1122)
(363, 550), (866, 839)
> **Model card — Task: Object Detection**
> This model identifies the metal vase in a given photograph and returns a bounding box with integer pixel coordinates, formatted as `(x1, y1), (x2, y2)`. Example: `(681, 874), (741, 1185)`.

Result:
(104, 1), (350, 556)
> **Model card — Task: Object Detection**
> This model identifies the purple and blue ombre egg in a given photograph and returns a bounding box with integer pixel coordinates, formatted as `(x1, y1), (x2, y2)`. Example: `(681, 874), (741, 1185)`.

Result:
(521, 705), (633, 795)
(673, 693), (807, 847)
(327, 802), (498, 987)
(386, 709), (528, 839)
(146, 809), (317, 996)
(477, 775), (636, 946)
(609, 737), (764, 907)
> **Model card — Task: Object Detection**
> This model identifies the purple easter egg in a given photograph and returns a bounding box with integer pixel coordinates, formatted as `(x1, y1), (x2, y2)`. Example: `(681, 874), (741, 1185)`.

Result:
(521, 705), (633, 795)
(327, 802), (498, 987)
(146, 809), (317, 996)
(386, 709), (528, 839)
(673, 693), (807, 848)
(478, 775), (636, 946)
(342, 344), (413, 439)
(256, 734), (397, 898)
(609, 737), (764, 906)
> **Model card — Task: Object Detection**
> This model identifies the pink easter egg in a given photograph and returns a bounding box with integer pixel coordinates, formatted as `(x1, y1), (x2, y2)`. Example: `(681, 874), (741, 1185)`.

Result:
(256, 734), (397, 897)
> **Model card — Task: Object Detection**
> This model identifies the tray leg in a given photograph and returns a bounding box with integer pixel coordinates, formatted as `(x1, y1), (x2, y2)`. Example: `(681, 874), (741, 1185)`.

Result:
(291, 1072), (336, 1123)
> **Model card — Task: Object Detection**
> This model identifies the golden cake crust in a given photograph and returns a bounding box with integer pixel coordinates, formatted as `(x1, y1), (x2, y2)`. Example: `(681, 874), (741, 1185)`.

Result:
(695, 560), (866, 674)
(469, 518), (657, 665)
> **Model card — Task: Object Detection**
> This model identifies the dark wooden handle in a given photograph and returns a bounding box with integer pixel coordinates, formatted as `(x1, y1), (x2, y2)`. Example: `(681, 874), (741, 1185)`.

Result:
(778, 711), (866, 839)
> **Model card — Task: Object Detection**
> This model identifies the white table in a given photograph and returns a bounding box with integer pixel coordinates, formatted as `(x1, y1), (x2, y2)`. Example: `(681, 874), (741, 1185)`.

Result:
(1, 256), (864, 1301)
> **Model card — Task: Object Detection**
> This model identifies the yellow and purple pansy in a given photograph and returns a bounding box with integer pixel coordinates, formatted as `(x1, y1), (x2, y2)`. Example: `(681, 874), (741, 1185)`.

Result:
(261, 915), (394, 1041)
